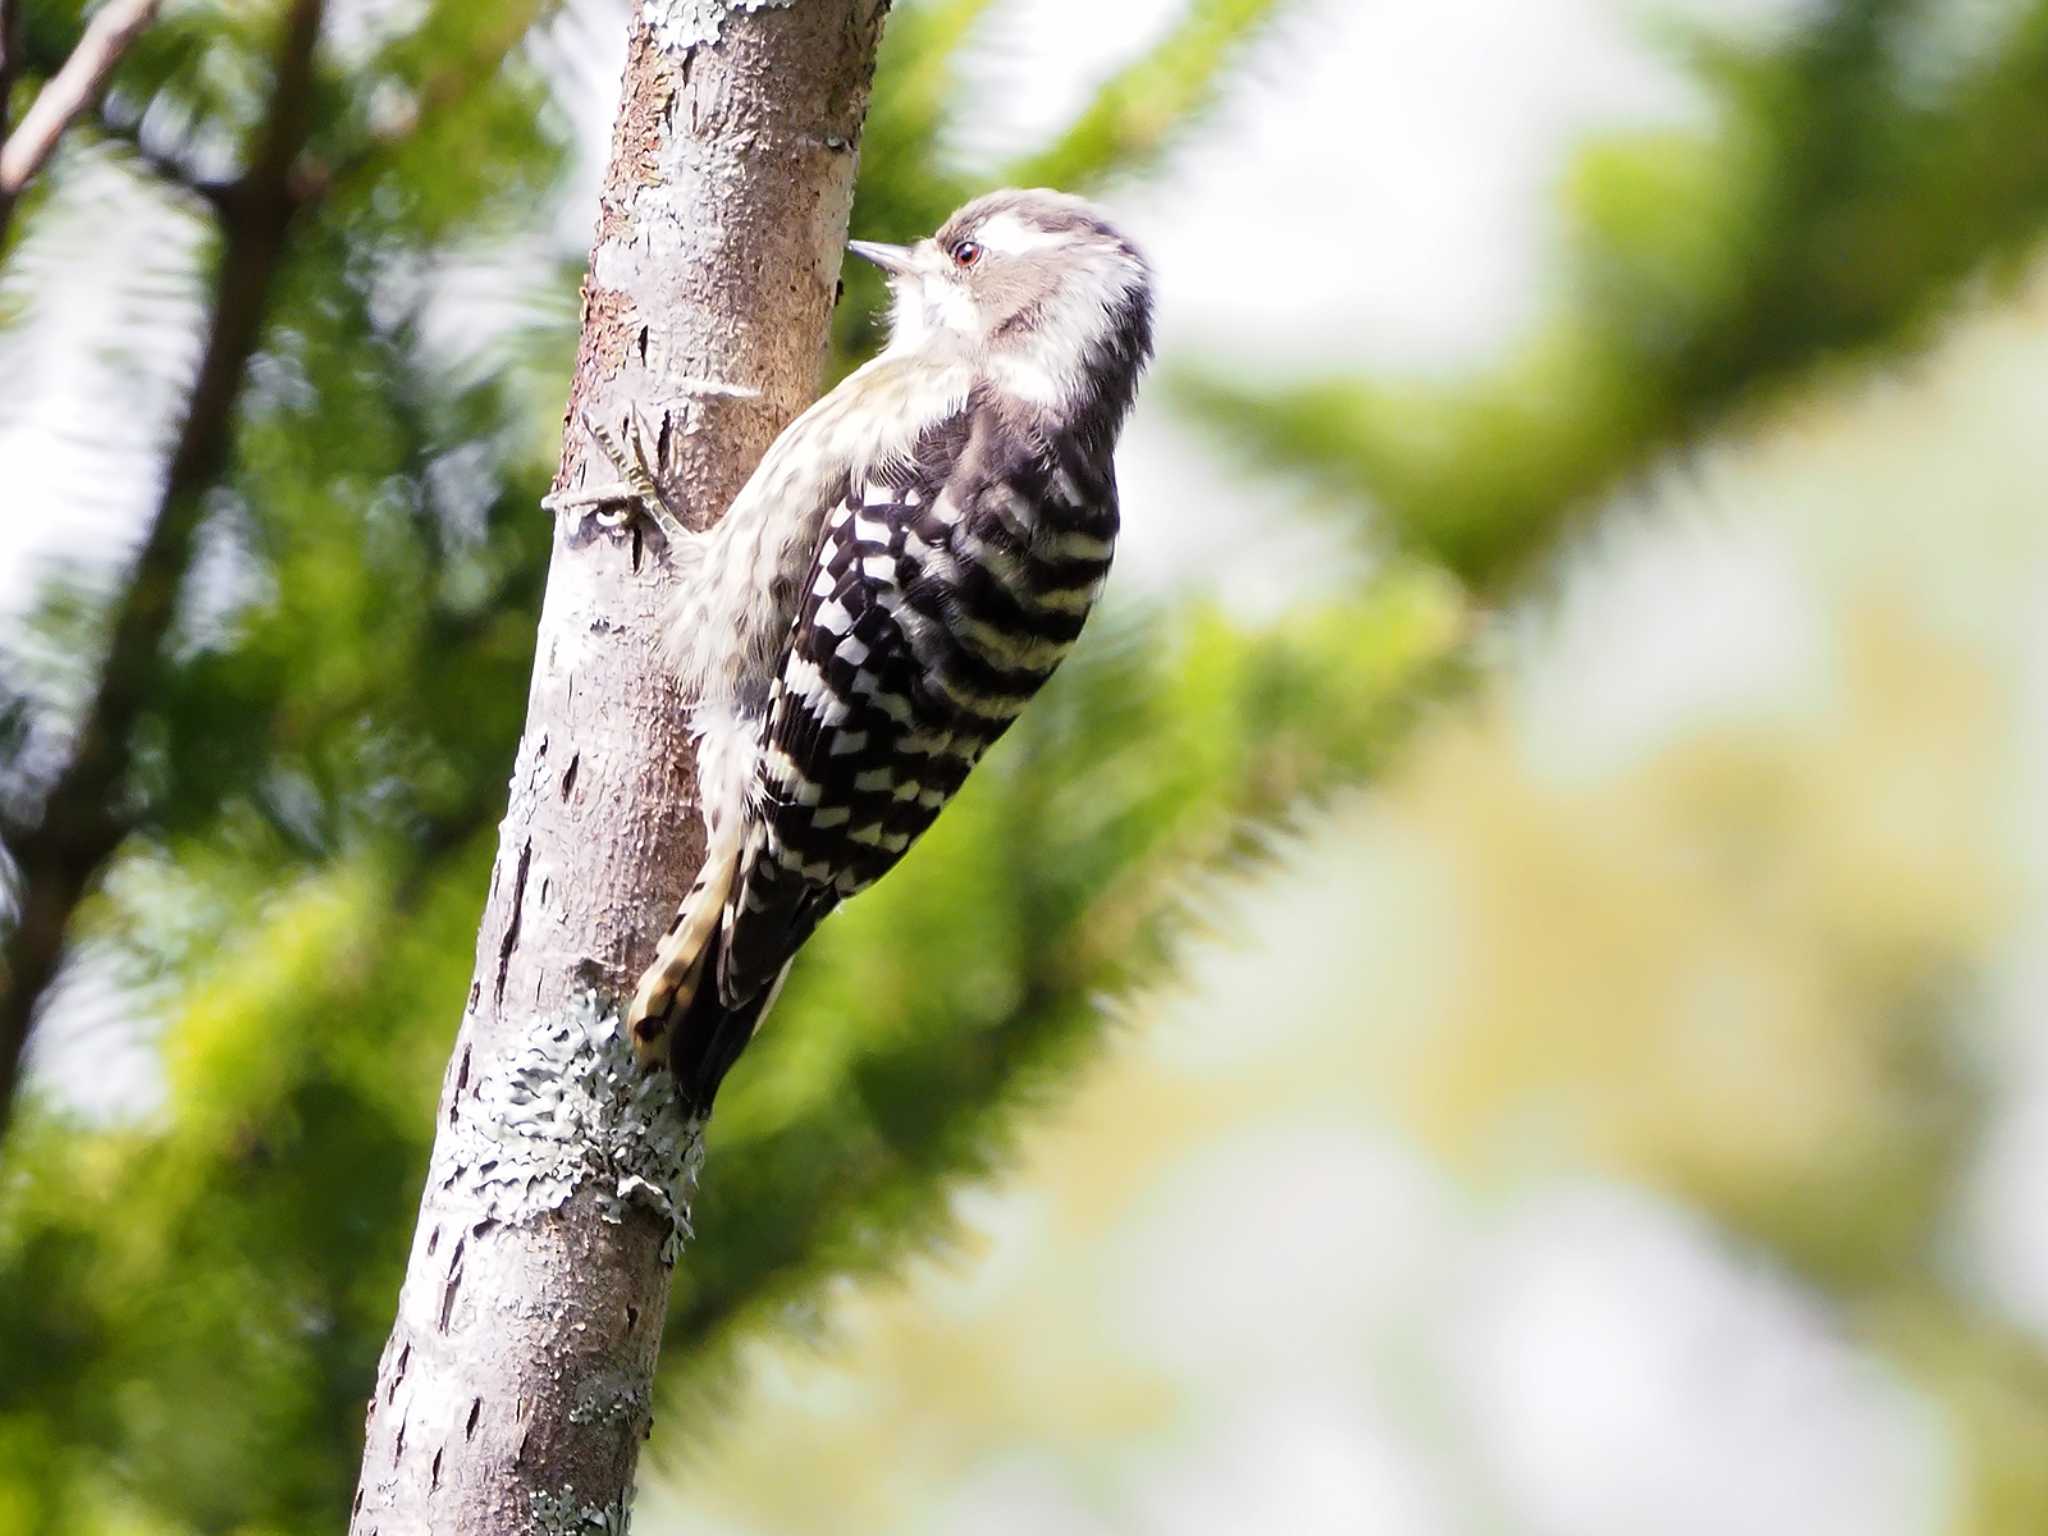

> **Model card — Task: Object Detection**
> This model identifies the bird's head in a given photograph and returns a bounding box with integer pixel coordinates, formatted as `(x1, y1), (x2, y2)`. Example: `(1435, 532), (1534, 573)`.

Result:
(850, 187), (1153, 428)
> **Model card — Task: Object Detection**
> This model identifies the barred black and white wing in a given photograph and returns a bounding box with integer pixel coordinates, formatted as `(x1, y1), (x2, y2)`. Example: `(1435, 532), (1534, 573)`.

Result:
(629, 405), (1118, 1114)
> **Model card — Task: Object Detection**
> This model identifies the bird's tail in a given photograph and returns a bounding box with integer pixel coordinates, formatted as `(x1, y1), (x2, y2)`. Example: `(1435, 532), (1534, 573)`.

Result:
(651, 925), (790, 1118)
(626, 838), (736, 1058)
(626, 837), (790, 1116)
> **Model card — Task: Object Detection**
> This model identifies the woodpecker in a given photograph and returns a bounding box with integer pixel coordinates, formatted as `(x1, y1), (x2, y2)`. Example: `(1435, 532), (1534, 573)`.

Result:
(548, 188), (1154, 1116)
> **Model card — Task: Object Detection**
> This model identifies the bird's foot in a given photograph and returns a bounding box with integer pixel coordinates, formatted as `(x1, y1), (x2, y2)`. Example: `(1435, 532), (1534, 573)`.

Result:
(542, 405), (691, 548)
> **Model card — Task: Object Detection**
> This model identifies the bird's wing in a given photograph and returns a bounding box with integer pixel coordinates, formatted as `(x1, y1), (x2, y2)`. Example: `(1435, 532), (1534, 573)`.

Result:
(713, 406), (1119, 1012)
(711, 411), (975, 1005)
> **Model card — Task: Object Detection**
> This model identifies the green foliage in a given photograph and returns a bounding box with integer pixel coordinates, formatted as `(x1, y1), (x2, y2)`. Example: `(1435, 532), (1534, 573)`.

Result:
(663, 579), (1462, 1410)
(1178, 0), (2048, 590)
(0, 853), (486, 1533)
(9, 0), (2048, 1529)
(1004, 0), (1290, 190)
(0, 0), (1323, 1528)
(1160, 4), (2048, 1530)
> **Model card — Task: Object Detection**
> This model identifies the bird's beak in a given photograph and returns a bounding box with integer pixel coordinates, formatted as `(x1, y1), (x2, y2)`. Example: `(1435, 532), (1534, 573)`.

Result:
(848, 239), (917, 276)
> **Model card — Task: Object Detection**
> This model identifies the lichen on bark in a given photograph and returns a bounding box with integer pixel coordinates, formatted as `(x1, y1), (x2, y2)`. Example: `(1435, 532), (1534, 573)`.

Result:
(531, 1484), (632, 1534)
(642, 0), (798, 55)
(442, 991), (703, 1262)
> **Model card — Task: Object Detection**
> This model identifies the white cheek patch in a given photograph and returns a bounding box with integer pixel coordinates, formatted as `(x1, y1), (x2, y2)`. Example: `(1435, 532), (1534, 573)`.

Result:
(973, 211), (1065, 257)
(988, 250), (1144, 410)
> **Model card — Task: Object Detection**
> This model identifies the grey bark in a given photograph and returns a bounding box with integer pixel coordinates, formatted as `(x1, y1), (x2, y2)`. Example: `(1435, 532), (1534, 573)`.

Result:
(347, 2), (888, 1531)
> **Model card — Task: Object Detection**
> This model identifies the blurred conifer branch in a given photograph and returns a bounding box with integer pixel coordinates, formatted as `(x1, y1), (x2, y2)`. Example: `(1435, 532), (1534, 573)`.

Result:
(0, 0), (324, 1136)
(1005, 0), (1288, 189)
(0, 0), (21, 157)
(1176, 0), (2048, 591)
(655, 591), (1468, 1415)
(0, 0), (560, 1132)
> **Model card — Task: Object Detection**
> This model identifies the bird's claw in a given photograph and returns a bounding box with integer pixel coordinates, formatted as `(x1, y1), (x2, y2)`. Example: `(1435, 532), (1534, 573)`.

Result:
(542, 405), (690, 548)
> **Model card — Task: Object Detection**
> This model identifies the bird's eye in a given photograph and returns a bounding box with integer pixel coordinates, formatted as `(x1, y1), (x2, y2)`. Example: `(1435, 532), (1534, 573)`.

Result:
(952, 240), (983, 268)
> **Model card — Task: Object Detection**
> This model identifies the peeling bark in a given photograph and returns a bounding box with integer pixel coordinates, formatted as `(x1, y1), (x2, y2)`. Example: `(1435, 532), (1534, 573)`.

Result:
(349, 3), (888, 1530)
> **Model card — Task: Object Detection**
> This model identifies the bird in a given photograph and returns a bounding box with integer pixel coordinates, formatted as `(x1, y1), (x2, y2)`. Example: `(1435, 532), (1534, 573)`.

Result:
(547, 187), (1154, 1117)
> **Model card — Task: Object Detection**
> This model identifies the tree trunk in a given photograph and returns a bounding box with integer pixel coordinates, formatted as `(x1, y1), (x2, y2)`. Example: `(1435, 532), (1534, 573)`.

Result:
(349, 4), (887, 1529)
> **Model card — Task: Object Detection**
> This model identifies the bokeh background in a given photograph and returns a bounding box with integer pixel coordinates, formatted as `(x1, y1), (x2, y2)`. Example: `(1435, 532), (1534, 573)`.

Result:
(5, 0), (2048, 1531)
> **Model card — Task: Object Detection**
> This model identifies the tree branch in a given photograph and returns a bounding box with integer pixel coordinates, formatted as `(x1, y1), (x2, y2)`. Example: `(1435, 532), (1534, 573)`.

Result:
(0, 0), (567, 1134)
(287, 0), (552, 208)
(348, 2), (888, 1527)
(0, 0), (159, 235)
(82, 0), (554, 215)
(0, 0), (324, 1134)
(0, 0), (22, 151)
